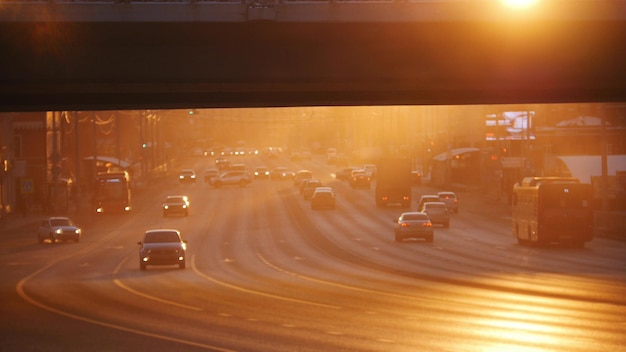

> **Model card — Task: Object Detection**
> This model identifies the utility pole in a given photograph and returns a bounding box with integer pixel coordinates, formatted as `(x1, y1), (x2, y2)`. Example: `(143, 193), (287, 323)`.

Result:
(600, 106), (609, 211)
(74, 111), (81, 212)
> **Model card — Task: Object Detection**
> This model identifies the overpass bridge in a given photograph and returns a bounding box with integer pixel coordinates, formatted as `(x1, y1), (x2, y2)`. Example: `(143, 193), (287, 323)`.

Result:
(1, 0), (626, 111)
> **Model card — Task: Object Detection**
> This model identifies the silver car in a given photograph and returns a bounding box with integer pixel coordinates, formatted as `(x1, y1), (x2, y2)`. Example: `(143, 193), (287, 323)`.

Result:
(37, 216), (82, 244)
(419, 202), (450, 228)
(211, 171), (251, 188)
(438, 191), (459, 213)
(393, 212), (433, 242)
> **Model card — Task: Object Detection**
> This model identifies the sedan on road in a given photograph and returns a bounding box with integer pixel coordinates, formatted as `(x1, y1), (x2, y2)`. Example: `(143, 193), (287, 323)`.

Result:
(211, 171), (251, 188)
(393, 212), (433, 242)
(37, 216), (82, 244)
(438, 191), (459, 213)
(254, 166), (270, 179)
(270, 167), (295, 180)
(138, 229), (187, 270)
(178, 169), (196, 183)
(419, 202), (450, 228)
(301, 179), (324, 200)
(311, 187), (336, 210)
(162, 195), (189, 217)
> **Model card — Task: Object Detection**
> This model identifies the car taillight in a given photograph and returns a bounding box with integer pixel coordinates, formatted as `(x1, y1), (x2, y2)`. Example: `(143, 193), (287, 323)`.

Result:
(454, 199), (458, 203)
(423, 222), (432, 227)
(400, 222), (410, 228)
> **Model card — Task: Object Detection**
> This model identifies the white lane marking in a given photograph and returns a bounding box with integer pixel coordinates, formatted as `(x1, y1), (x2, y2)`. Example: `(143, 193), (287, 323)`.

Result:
(113, 279), (203, 312)
(17, 255), (233, 352)
(257, 254), (439, 303)
(191, 255), (340, 310)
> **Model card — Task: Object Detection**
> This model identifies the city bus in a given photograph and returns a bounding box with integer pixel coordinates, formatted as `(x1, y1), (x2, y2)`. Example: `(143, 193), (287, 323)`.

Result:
(512, 177), (593, 247)
(94, 171), (132, 214)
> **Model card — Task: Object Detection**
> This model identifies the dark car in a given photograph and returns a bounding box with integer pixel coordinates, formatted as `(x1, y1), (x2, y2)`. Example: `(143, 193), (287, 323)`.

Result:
(162, 195), (189, 217)
(311, 187), (336, 210)
(438, 191), (459, 213)
(293, 170), (313, 187)
(204, 168), (219, 184)
(335, 167), (357, 181)
(138, 229), (187, 270)
(301, 179), (324, 200)
(37, 216), (82, 244)
(215, 157), (230, 170)
(349, 169), (371, 189)
(393, 212), (433, 242)
(417, 195), (440, 210)
(411, 171), (422, 185)
(270, 167), (295, 180)
(254, 166), (270, 179)
(178, 169), (196, 183)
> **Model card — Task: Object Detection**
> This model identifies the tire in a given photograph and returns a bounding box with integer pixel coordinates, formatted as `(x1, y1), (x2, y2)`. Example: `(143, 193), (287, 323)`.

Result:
(140, 262), (147, 271)
(179, 261), (186, 269)
(426, 235), (433, 242)
(444, 222), (449, 228)
(214, 181), (222, 188)
(38, 235), (44, 244)
(395, 232), (402, 242)
(49, 233), (55, 244)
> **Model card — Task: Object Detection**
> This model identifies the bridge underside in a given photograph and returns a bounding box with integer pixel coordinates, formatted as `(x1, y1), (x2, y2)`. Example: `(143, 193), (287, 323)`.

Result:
(1, 18), (626, 111)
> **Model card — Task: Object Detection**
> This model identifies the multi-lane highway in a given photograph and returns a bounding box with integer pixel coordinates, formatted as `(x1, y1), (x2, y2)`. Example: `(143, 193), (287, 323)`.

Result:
(2, 152), (625, 351)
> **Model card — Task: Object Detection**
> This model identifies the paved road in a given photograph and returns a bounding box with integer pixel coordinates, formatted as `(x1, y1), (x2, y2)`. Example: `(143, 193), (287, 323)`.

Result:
(2, 154), (625, 351)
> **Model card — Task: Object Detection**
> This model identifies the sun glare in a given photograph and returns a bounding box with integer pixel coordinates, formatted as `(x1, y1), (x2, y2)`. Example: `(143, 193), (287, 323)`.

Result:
(501, 0), (540, 9)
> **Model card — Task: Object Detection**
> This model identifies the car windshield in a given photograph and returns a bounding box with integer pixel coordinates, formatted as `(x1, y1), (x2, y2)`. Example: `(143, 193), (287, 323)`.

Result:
(50, 218), (72, 227)
(144, 231), (180, 243)
(402, 213), (428, 221)
(315, 191), (333, 198)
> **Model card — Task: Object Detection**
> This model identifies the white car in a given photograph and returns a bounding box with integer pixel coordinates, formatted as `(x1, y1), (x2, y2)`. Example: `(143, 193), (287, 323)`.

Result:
(37, 216), (82, 244)
(211, 171), (251, 188)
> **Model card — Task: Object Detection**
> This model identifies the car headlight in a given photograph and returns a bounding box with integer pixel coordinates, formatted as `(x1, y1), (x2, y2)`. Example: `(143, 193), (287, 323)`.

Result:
(75, 229), (81, 235)
(163, 205), (169, 209)
(55, 229), (62, 234)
